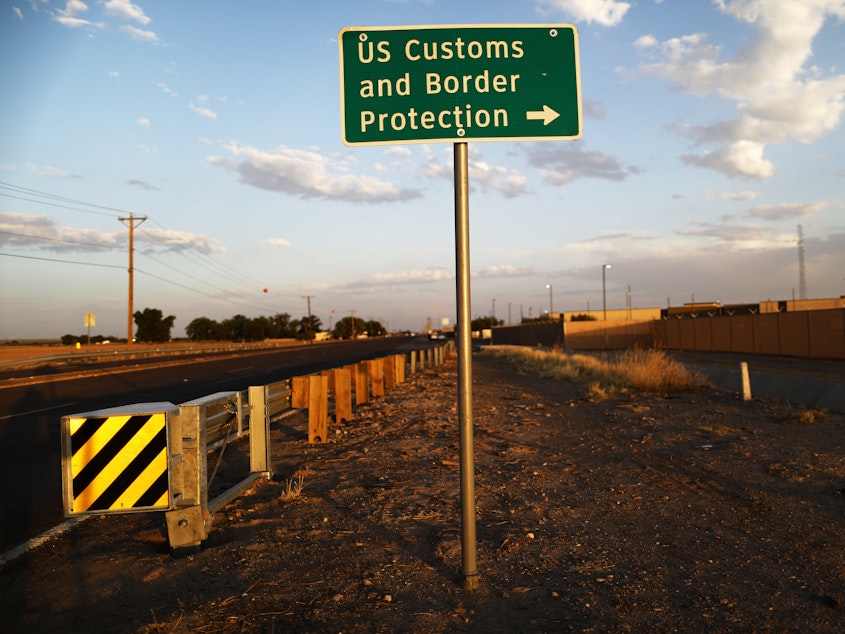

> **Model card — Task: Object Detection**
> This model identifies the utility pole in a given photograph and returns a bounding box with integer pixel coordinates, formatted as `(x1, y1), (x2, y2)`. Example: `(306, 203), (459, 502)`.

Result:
(302, 295), (315, 344)
(119, 214), (147, 346)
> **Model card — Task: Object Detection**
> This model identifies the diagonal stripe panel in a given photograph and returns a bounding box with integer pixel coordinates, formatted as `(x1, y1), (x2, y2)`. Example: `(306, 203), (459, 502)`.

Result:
(93, 430), (168, 510)
(69, 413), (170, 513)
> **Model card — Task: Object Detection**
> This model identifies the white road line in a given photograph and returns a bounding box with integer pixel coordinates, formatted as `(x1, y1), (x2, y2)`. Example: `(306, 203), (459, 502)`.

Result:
(0, 402), (78, 421)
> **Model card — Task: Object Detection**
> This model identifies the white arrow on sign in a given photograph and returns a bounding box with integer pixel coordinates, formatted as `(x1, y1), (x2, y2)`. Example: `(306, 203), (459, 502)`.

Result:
(526, 105), (560, 126)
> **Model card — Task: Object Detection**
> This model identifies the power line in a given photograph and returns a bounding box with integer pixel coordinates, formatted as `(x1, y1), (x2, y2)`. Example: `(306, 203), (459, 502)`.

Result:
(0, 229), (117, 250)
(139, 218), (283, 292)
(1, 180), (311, 317)
(134, 268), (283, 313)
(0, 251), (124, 269)
(0, 181), (129, 217)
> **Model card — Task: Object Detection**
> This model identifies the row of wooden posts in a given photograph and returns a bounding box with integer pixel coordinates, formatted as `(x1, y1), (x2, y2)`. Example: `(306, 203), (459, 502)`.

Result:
(290, 344), (453, 444)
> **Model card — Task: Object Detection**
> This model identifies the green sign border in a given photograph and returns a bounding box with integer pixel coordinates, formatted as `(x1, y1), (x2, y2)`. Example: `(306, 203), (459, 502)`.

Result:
(339, 24), (582, 146)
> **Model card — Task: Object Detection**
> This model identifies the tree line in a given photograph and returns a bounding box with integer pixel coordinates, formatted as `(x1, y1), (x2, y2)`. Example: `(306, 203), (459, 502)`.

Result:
(61, 307), (387, 344)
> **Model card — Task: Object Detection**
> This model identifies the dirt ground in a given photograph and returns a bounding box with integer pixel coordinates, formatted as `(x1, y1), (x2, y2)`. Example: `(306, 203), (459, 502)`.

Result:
(2, 349), (844, 633)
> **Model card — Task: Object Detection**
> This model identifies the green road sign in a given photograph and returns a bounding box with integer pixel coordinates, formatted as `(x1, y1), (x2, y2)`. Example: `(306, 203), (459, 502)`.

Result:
(339, 24), (581, 146)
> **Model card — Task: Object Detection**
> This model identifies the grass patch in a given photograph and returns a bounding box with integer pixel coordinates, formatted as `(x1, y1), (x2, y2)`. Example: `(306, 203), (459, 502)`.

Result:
(789, 406), (826, 425)
(489, 346), (706, 396)
(279, 474), (305, 502)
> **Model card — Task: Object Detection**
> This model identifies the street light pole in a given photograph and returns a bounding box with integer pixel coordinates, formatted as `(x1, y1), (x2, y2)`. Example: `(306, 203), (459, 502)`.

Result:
(546, 283), (553, 317)
(602, 264), (611, 321)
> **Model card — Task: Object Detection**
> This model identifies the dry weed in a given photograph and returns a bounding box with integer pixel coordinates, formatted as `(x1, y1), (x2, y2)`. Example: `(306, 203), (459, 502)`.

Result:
(279, 474), (305, 502)
(490, 345), (704, 395)
(793, 408), (826, 425)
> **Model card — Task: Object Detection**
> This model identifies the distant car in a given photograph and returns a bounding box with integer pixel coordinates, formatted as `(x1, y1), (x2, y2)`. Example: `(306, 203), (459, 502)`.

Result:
(429, 332), (446, 340)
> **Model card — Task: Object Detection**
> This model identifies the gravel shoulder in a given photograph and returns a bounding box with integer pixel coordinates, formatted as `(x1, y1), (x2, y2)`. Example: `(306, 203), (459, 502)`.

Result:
(2, 349), (844, 633)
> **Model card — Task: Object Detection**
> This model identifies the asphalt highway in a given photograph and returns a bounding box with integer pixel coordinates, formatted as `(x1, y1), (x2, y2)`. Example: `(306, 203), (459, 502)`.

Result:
(0, 337), (434, 555)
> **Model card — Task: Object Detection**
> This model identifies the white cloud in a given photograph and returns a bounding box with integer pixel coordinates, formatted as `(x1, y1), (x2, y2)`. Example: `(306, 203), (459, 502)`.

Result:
(681, 140), (776, 180)
(637, 1), (845, 179)
(52, 0), (100, 28)
(368, 268), (453, 286)
(675, 220), (774, 245)
(26, 163), (73, 178)
(0, 212), (119, 252)
(0, 212), (224, 254)
(137, 227), (225, 254)
(12, 7), (24, 19)
(121, 24), (157, 42)
(189, 101), (218, 120)
(104, 0), (151, 25)
(706, 190), (760, 201)
(474, 265), (536, 279)
(136, 116), (150, 128)
(525, 141), (640, 185)
(745, 201), (829, 220)
(208, 142), (422, 203)
(423, 147), (529, 197)
(537, 0), (631, 26)
(62, 0), (87, 16)
(156, 82), (178, 97)
(264, 238), (292, 248)
(383, 146), (412, 160)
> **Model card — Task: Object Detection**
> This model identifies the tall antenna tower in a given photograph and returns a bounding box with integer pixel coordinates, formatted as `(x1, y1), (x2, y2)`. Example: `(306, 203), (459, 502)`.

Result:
(797, 224), (808, 300)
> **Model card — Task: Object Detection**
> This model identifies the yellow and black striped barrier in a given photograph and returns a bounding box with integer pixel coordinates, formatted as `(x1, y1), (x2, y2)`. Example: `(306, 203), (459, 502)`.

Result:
(61, 403), (177, 515)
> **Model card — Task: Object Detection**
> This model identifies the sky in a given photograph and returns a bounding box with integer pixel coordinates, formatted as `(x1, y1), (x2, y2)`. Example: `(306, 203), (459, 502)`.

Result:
(1, 0), (844, 340)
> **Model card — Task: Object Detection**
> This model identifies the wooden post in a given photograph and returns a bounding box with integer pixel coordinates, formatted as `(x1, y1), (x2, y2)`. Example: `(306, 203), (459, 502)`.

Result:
(292, 376), (329, 443)
(307, 375), (328, 443)
(394, 354), (406, 384)
(368, 358), (385, 397)
(384, 356), (396, 391)
(334, 367), (353, 423)
(355, 362), (370, 405)
(291, 376), (310, 409)
(321, 368), (336, 395)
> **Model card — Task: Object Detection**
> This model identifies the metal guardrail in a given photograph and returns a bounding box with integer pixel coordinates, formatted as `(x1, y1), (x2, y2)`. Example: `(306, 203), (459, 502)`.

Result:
(60, 342), (453, 553)
(1, 341), (299, 371)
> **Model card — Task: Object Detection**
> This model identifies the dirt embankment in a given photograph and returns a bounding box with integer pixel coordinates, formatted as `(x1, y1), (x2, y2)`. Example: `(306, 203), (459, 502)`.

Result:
(2, 350), (844, 633)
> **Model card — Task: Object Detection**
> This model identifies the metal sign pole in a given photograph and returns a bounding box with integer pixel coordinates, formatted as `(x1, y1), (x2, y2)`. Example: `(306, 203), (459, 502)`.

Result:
(454, 142), (479, 590)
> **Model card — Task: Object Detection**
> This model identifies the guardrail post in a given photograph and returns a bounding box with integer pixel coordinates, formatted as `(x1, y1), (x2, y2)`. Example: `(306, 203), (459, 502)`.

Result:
(307, 375), (329, 443)
(292, 375), (329, 443)
(165, 403), (209, 553)
(394, 354), (406, 384)
(355, 362), (370, 405)
(334, 368), (353, 423)
(368, 358), (385, 397)
(247, 385), (272, 474)
(384, 356), (396, 391)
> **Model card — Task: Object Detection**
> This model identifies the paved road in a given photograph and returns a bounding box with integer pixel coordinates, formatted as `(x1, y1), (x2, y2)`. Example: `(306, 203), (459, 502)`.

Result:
(0, 337), (434, 554)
